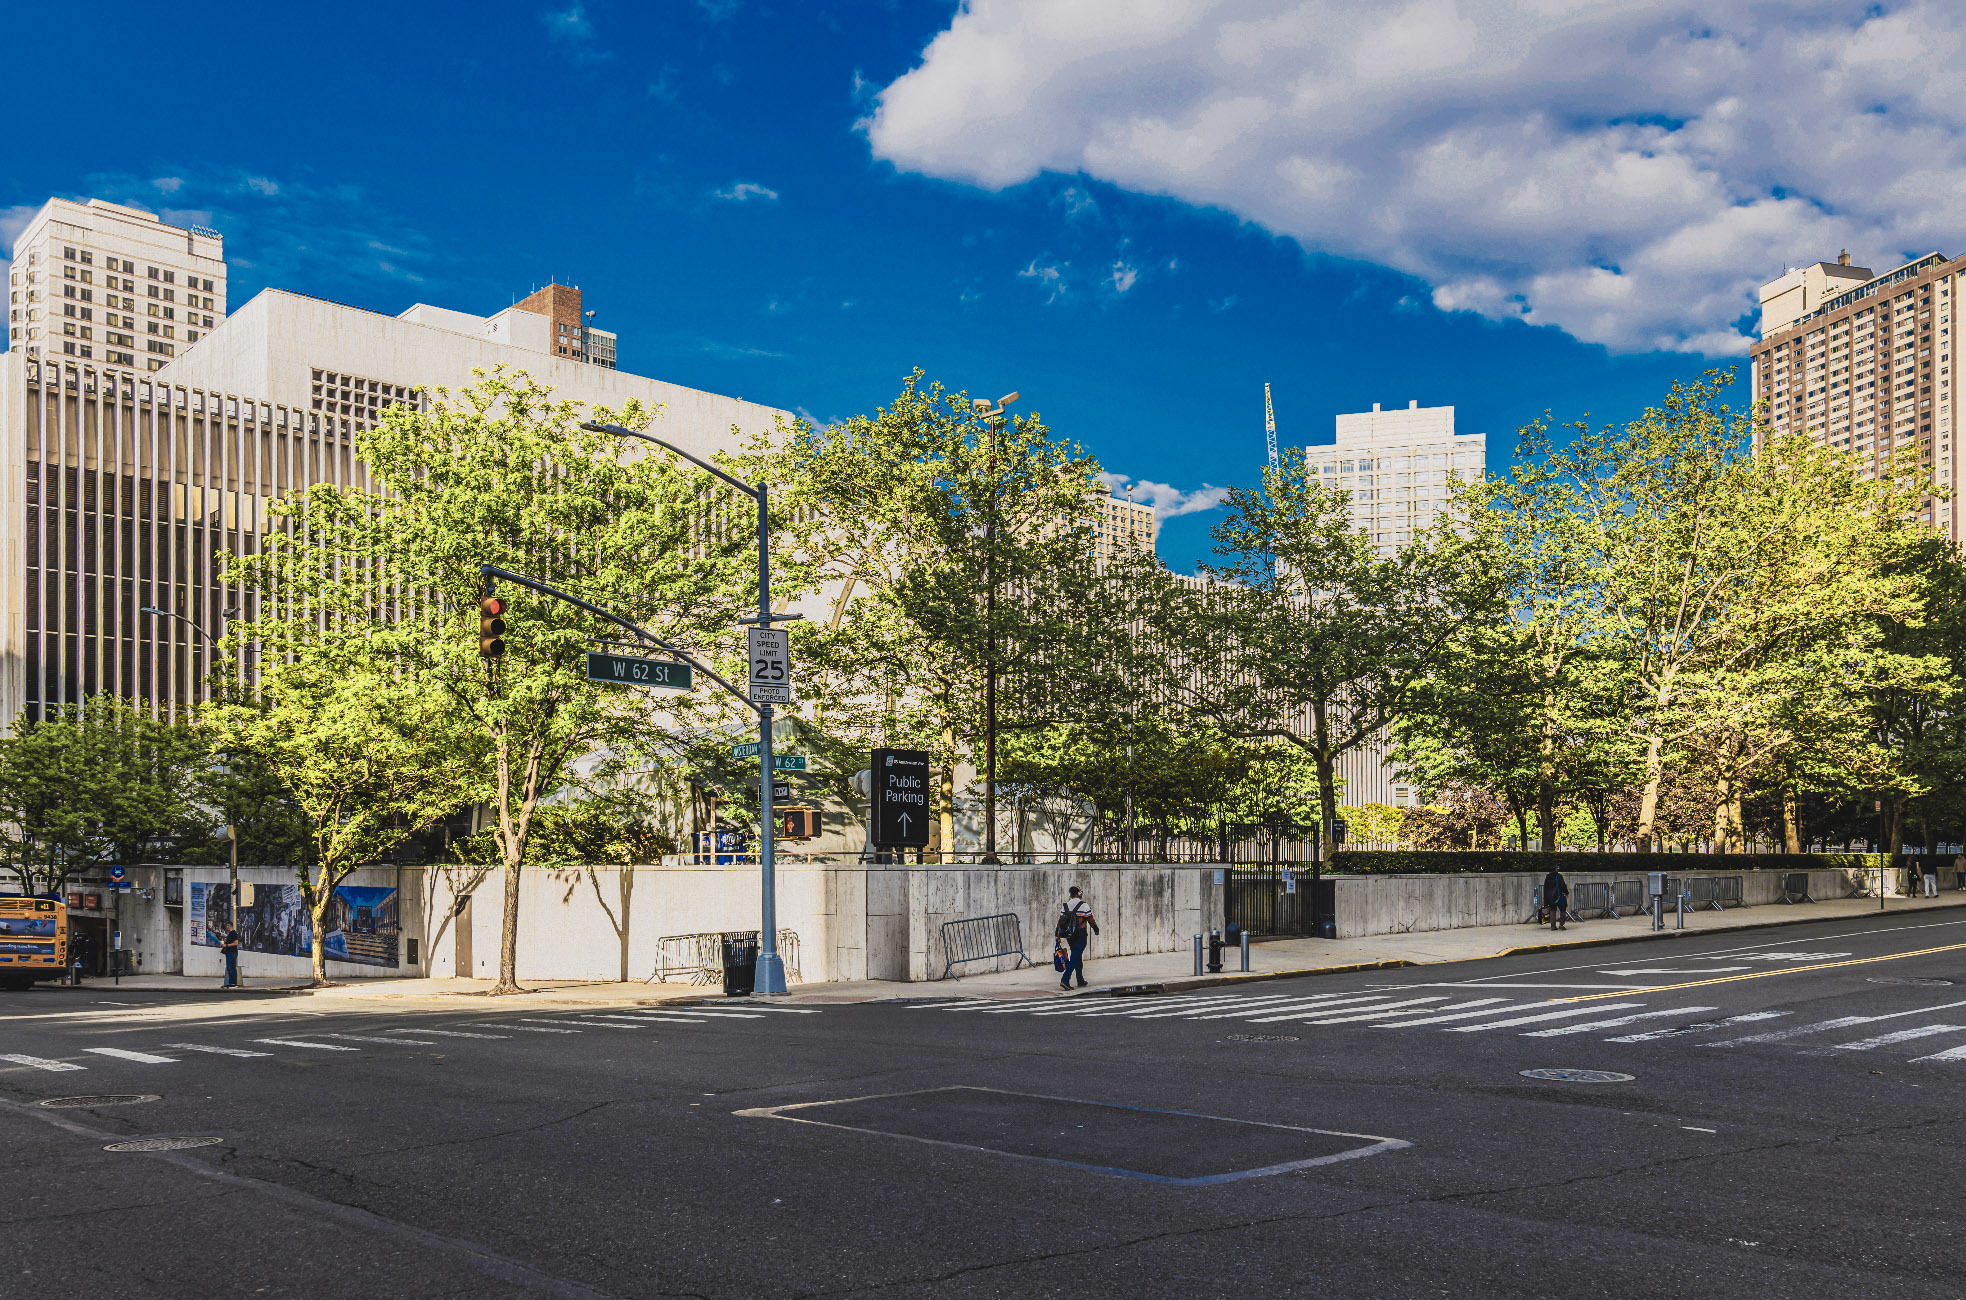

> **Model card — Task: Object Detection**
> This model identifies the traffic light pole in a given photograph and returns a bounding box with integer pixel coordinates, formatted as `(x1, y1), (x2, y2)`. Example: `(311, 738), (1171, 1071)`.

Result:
(577, 421), (795, 995)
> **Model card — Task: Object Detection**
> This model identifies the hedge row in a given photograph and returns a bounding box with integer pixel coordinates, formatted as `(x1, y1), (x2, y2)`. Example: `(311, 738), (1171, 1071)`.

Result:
(1322, 850), (1893, 876)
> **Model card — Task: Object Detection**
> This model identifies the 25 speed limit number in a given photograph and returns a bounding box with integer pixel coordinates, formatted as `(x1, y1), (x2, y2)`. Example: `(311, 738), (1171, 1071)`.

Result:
(747, 628), (792, 704)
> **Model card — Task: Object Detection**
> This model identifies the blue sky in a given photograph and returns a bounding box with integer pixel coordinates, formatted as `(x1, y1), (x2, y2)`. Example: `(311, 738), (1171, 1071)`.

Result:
(8, 1), (1945, 572)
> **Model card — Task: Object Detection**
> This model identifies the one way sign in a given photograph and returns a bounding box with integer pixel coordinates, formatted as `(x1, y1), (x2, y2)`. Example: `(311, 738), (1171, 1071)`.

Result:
(870, 748), (931, 848)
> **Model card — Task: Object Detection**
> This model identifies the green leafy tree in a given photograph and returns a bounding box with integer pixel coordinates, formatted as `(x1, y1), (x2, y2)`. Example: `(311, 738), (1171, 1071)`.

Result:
(225, 369), (760, 992)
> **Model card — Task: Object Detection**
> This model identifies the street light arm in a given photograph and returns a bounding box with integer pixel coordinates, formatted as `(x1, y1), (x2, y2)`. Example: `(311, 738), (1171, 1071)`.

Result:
(581, 421), (760, 499)
(139, 606), (220, 650)
(478, 564), (760, 716)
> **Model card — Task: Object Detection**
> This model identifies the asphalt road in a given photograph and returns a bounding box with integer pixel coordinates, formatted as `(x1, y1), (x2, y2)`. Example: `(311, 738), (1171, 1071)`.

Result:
(7, 910), (1966, 1299)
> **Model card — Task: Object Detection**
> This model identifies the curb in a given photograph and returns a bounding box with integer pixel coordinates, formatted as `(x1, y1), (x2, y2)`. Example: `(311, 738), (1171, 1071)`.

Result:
(1090, 896), (1966, 998)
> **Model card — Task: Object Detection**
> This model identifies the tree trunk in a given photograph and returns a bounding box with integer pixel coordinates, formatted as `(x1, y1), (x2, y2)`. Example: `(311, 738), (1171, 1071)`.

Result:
(309, 891), (332, 987)
(1711, 771), (1735, 853)
(618, 868), (634, 982)
(493, 853), (522, 993)
(938, 725), (956, 863)
(1780, 784), (1801, 853)
(1314, 751), (1339, 869)
(1537, 704), (1557, 852)
(1634, 729), (1664, 852)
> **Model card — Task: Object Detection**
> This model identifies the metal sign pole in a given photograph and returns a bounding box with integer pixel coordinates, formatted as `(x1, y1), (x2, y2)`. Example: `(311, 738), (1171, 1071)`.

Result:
(753, 482), (787, 996)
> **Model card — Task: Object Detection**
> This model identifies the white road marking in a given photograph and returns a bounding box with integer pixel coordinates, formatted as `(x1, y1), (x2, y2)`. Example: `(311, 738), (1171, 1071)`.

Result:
(83, 1047), (178, 1064)
(162, 1043), (273, 1057)
(389, 1028), (509, 1040)
(1598, 967), (1750, 976)
(1317, 998), (1514, 1025)
(0, 1053), (85, 1072)
(1024, 995), (1227, 1017)
(1125, 994), (1314, 1018)
(531, 1019), (641, 1030)
(1295, 997), (1455, 1024)
(321, 1033), (439, 1045)
(477, 1023), (579, 1034)
(254, 1038), (360, 1051)
(1806, 1024), (1966, 1055)
(1683, 1126), (1717, 1133)
(628, 1015), (714, 1024)
(1375, 1001), (1547, 1027)
(1244, 995), (1434, 1023)
(724, 1004), (823, 1014)
(1520, 1006), (1718, 1037)
(1188, 993), (1388, 1020)
(1607, 1012), (1787, 1042)
(640, 1010), (763, 1020)
(1446, 1003), (1649, 1032)
(1707, 1000), (1966, 1047)
(1910, 1043), (1966, 1062)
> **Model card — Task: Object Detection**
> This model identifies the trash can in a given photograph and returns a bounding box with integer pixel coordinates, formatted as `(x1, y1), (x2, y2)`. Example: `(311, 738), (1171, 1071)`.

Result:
(721, 931), (759, 997)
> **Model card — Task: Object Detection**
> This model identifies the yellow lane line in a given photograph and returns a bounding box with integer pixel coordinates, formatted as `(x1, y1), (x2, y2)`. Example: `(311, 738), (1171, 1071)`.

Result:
(1555, 943), (1966, 1003)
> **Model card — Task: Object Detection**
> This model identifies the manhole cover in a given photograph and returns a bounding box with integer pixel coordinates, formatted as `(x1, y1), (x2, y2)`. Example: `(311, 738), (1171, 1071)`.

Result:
(102, 1136), (224, 1153)
(1520, 1069), (1634, 1083)
(38, 1095), (159, 1109)
(1226, 1034), (1301, 1042)
(1867, 977), (1954, 987)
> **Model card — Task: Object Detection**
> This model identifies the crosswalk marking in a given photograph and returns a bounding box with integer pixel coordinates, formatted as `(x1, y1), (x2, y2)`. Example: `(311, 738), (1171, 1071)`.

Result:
(0, 1053), (85, 1072)
(1202, 994), (1392, 1021)
(538, 1019), (642, 1030)
(1446, 1003), (1648, 1032)
(1806, 1024), (1966, 1055)
(254, 1038), (361, 1051)
(1520, 1007), (1719, 1038)
(390, 1028), (509, 1040)
(1314, 998), (1512, 1026)
(478, 1023), (580, 1034)
(84, 1047), (177, 1064)
(564, 1014), (688, 1025)
(629, 1015), (716, 1024)
(1295, 997), (1455, 1024)
(321, 1033), (438, 1045)
(1150, 994), (1348, 1019)
(1707, 1001), (1966, 1047)
(642, 1010), (764, 1020)
(1376, 1000), (1556, 1027)
(1607, 1012), (1787, 1042)
(1910, 1043), (1966, 1063)
(163, 1043), (273, 1057)
(1025, 995), (1226, 1017)
(722, 1004), (823, 1014)
(1246, 995), (1437, 1023)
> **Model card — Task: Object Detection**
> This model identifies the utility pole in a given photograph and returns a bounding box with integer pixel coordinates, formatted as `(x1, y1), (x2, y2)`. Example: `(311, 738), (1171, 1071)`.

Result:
(970, 391), (1018, 864)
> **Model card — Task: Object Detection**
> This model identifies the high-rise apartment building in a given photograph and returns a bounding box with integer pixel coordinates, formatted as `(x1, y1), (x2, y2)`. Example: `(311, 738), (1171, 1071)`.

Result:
(512, 283), (617, 369)
(1751, 250), (1958, 540)
(6, 198), (226, 376)
(1092, 491), (1157, 561)
(1311, 401), (1485, 551)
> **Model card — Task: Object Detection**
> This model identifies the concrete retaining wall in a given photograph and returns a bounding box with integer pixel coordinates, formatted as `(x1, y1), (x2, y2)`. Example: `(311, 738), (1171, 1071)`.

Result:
(1329, 868), (1866, 939)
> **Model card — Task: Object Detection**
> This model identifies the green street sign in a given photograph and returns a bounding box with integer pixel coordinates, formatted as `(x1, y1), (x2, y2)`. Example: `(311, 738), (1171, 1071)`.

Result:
(585, 651), (693, 690)
(773, 755), (807, 771)
(732, 742), (761, 758)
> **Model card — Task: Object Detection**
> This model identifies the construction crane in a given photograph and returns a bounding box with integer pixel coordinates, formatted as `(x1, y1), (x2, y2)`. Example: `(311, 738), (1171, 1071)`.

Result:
(1263, 382), (1280, 475)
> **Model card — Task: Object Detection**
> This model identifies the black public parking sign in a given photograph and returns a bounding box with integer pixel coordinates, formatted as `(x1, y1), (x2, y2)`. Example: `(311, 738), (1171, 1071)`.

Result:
(871, 748), (931, 848)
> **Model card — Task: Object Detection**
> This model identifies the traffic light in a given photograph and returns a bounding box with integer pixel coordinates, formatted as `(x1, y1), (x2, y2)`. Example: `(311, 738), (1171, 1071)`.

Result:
(478, 594), (506, 659)
(780, 808), (821, 840)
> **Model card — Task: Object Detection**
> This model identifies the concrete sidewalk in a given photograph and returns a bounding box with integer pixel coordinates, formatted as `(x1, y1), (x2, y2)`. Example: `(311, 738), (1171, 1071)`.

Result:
(825, 890), (1966, 1002)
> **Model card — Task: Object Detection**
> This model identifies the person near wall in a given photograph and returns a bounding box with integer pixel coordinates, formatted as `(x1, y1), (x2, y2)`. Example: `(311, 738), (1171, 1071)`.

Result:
(1055, 886), (1100, 990)
(1924, 854), (1941, 898)
(221, 922), (242, 989)
(1542, 868), (1569, 931)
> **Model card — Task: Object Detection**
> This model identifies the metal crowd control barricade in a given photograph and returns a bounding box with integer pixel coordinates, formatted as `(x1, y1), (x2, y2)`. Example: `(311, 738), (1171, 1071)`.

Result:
(1684, 876), (1745, 911)
(939, 913), (1034, 980)
(1570, 882), (1617, 920)
(648, 930), (801, 984)
(1611, 879), (1648, 917)
(1778, 872), (1815, 904)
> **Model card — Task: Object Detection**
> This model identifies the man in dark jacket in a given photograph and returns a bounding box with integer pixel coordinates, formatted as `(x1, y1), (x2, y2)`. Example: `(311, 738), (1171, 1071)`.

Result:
(1542, 868), (1569, 931)
(1055, 886), (1100, 989)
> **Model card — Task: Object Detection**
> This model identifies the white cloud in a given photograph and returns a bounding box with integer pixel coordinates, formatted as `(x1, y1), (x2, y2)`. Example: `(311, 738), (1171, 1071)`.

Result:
(1018, 258), (1067, 302)
(543, 5), (596, 41)
(714, 181), (780, 203)
(1100, 471), (1230, 519)
(865, 1), (1966, 355)
(1108, 261), (1139, 293)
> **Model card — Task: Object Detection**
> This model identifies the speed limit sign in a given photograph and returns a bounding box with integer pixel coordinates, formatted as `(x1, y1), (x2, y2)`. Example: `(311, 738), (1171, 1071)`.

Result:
(747, 628), (792, 703)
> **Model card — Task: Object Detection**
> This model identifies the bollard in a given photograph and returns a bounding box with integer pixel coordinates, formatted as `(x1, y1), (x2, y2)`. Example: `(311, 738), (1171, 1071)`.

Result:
(1240, 929), (1251, 973)
(1676, 888), (1687, 929)
(1207, 928), (1224, 974)
(1193, 933), (1204, 976)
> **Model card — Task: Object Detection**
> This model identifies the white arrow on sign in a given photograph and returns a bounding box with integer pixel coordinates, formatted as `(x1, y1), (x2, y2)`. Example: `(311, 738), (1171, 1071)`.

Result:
(897, 812), (913, 836)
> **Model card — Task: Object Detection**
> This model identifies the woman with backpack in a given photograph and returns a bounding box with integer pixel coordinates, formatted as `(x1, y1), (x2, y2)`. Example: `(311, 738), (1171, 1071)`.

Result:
(1054, 886), (1100, 990)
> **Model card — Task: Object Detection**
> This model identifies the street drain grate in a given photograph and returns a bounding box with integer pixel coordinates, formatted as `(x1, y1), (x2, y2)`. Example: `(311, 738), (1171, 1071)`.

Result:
(1867, 977), (1954, 987)
(102, 1136), (223, 1153)
(38, 1095), (160, 1109)
(1226, 1034), (1301, 1043)
(1520, 1069), (1634, 1083)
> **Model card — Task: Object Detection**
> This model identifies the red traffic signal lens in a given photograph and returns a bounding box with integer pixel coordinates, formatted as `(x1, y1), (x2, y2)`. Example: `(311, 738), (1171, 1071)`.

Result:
(480, 596), (505, 617)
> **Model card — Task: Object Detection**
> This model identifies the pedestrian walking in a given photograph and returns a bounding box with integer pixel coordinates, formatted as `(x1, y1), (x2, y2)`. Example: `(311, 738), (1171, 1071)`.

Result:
(1054, 886), (1100, 990)
(1542, 868), (1569, 931)
(1923, 855), (1940, 898)
(221, 921), (242, 988)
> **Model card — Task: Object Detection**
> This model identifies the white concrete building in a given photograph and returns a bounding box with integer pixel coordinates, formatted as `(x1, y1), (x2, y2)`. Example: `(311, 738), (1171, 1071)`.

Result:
(6, 197), (226, 376)
(1311, 400), (1486, 553)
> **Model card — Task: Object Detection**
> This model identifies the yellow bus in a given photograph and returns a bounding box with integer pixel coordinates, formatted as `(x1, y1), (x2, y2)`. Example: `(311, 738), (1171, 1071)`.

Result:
(0, 897), (67, 990)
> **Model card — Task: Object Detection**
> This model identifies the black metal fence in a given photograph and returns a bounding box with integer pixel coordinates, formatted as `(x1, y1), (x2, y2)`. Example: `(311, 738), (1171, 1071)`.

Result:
(1224, 866), (1332, 937)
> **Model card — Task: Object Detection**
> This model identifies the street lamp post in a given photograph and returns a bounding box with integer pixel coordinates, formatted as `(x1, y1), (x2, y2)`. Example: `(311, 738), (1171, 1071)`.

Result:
(581, 421), (797, 995)
(969, 391), (1018, 865)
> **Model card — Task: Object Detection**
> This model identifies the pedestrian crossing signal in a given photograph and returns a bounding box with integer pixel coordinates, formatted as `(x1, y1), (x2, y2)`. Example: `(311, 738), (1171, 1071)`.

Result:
(479, 595), (506, 659)
(780, 808), (821, 840)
